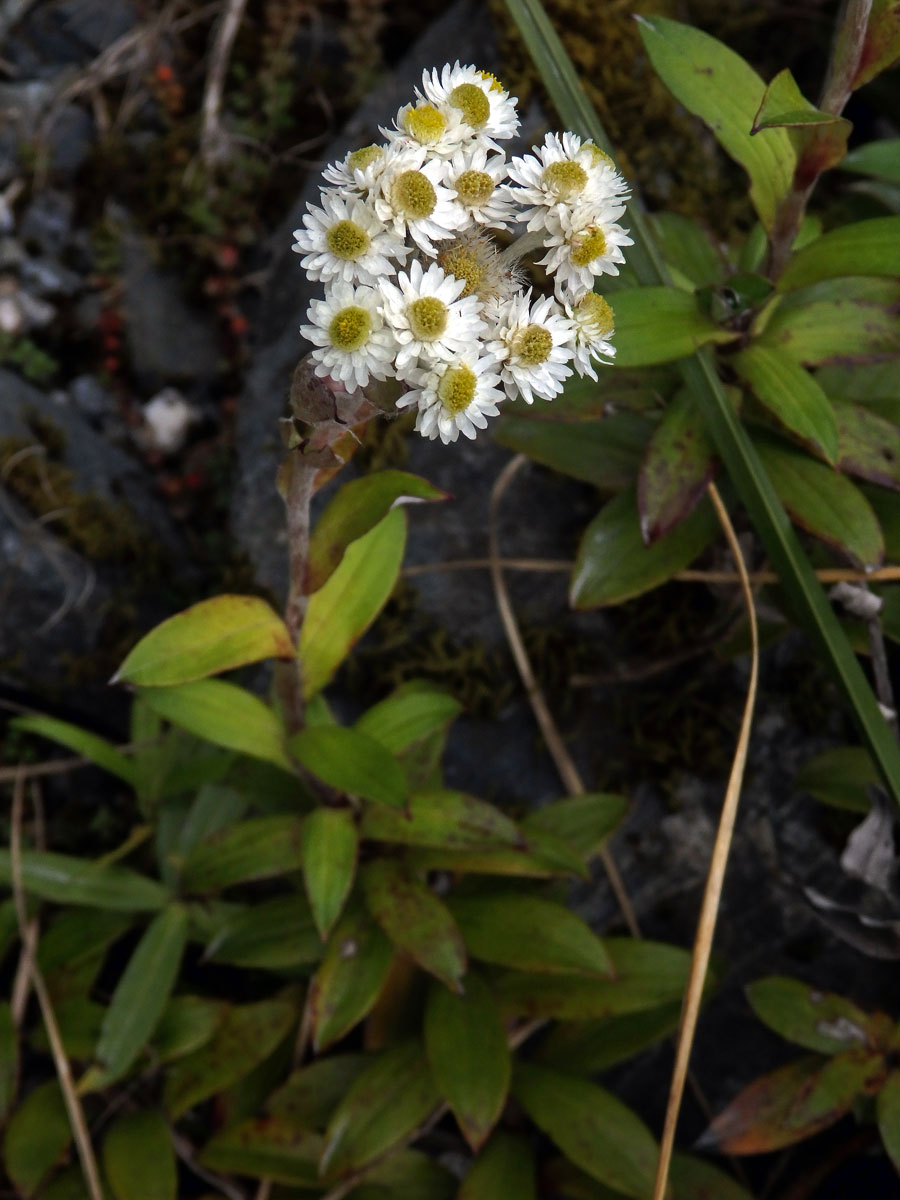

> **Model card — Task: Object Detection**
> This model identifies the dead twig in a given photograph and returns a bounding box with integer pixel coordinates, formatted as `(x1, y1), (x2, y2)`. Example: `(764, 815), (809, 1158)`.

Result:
(200, 0), (249, 169)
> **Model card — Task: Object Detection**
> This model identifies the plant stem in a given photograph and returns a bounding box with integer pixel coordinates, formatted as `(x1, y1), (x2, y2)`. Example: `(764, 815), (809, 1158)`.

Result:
(277, 454), (315, 734)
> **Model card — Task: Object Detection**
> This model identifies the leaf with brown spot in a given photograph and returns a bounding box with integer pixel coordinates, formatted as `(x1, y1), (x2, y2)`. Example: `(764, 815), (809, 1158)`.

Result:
(832, 399), (900, 491)
(305, 907), (394, 1052)
(199, 1117), (323, 1188)
(637, 388), (717, 543)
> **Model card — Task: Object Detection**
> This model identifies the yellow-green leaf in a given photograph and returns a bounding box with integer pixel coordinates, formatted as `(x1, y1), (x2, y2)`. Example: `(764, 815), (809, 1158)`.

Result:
(0, 850), (168, 911)
(181, 816), (304, 891)
(290, 725), (407, 808)
(302, 807), (358, 939)
(734, 344), (839, 463)
(360, 789), (522, 851)
(306, 907), (394, 1052)
(11, 714), (136, 786)
(777, 217), (900, 291)
(608, 287), (737, 368)
(103, 1110), (176, 1200)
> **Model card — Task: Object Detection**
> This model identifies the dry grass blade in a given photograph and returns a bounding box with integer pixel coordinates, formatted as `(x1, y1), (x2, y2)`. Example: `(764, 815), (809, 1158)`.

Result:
(200, 0), (249, 168)
(488, 454), (640, 939)
(651, 481), (760, 1200)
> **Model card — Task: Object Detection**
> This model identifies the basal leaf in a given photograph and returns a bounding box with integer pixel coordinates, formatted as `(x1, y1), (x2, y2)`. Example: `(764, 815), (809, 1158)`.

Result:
(777, 217), (900, 291)
(181, 816), (304, 891)
(306, 907), (394, 1052)
(205, 895), (322, 969)
(493, 412), (652, 490)
(458, 1132), (537, 1199)
(301, 806), (358, 939)
(360, 789), (522, 851)
(290, 725), (407, 808)
(0, 850), (168, 911)
(103, 1110), (176, 1200)
(651, 213), (723, 288)
(637, 388), (717, 543)
(832, 399), (900, 491)
(746, 976), (883, 1055)
(114, 596), (294, 687)
(607, 287), (736, 367)
(760, 279), (900, 365)
(734, 344), (839, 463)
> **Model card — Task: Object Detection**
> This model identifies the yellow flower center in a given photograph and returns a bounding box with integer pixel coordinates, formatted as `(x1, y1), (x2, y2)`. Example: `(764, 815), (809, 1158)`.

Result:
(347, 144), (381, 173)
(328, 305), (371, 351)
(455, 169), (495, 208)
(570, 226), (608, 268)
(392, 170), (437, 219)
(512, 324), (552, 366)
(577, 293), (614, 338)
(542, 160), (588, 202)
(449, 83), (490, 128)
(438, 364), (477, 414)
(437, 245), (485, 299)
(477, 69), (505, 94)
(403, 104), (447, 144)
(582, 142), (615, 170)
(325, 220), (370, 261)
(408, 296), (449, 341)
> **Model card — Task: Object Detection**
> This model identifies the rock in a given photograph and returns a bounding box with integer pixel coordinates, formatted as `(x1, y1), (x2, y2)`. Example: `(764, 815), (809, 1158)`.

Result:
(19, 189), (74, 255)
(0, 80), (94, 179)
(68, 373), (117, 424)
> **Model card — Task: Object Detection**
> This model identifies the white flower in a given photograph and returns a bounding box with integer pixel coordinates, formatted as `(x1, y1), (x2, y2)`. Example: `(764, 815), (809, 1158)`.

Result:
(379, 259), (487, 378)
(382, 100), (469, 158)
(300, 282), (396, 391)
(441, 147), (516, 232)
(566, 292), (615, 380)
(506, 131), (630, 234)
(397, 349), (504, 443)
(373, 145), (467, 255)
(436, 232), (523, 305)
(418, 62), (519, 150)
(292, 191), (409, 286)
(487, 288), (575, 404)
(537, 202), (634, 301)
(322, 143), (388, 194)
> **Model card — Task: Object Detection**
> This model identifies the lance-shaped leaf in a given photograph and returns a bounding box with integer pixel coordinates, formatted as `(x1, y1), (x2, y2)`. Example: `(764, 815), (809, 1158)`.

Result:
(514, 1062), (659, 1199)
(306, 907), (394, 1051)
(752, 68), (851, 185)
(448, 894), (611, 977)
(362, 858), (466, 992)
(571, 487), (718, 609)
(0, 850), (168, 911)
(306, 470), (446, 593)
(361, 1149), (456, 1197)
(777, 217), (900, 291)
(11, 714), (136, 786)
(746, 977), (883, 1055)
(360, 789), (521, 851)
(734, 345), (839, 463)
(181, 816), (304, 891)
(92, 904), (188, 1083)
(320, 1042), (439, 1177)
(200, 1119), (322, 1188)
(520, 792), (627, 861)
(113, 596), (294, 687)
(638, 388), (717, 543)
(669, 1153), (755, 1200)
(290, 726), (407, 808)
(355, 682), (461, 752)
(164, 998), (297, 1118)
(852, 0), (900, 88)
(424, 974), (511, 1151)
(877, 1070), (900, 1174)
(267, 1055), (367, 1129)
(301, 807), (358, 939)
(606, 287), (736, 368)
(652, 213), (723, 288)
(205, 895), (322, 969)
(413, 823), (588, 880)
(140, 678), (293, 772)
(637, 15), (795, 232)
(536, 1002), (683, 1075)
(840, 139), (900, 184)
(699, 1052), (886, 1153)
(2, 1079), (71, 1196)
(752, 435), (884, 568)
(151, 996), (225, 1064)
(494, 412), (652, 490)
(832, 399), (900, 491)
(300, 507), (406, 698)
(759, 278), (900, 365)
(458, 1132), (537, 1199)
(795, 745), (879, 812)
(103, 1110), (177, 1200)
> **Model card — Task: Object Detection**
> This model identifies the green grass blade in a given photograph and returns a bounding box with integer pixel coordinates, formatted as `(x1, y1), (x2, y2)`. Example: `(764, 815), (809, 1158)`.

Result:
(502, 0), (900, 808)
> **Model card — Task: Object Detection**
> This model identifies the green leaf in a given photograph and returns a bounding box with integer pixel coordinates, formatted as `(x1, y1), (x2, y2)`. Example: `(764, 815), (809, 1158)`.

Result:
(11, 714), (136, 786)
(103, 1110), (176, 1200)
(777, 217), (900, 291)
(0, 1003), (18, 1123)
(205, 895), (322, 969)
(536, 1003), (683, 1074)
(839, 139), (900, 184)
(302, 806), (358, 939)
(514, 1061), (658, 1199)
(746, 977), (880, 1054)
(30, 998), (104, 1060)
(38, 909), (131, 986)
(114, 595), (294, 687)
(0, 850), (168, 911)
(795, 746), (878, 812)
(2, 1080), (71, 1196)
(355, 682), (461, 752)
(267, 1054), (368, 1129)
(355, 1148), (456, 1199)
(877, 1070), (900, 1174)
(151, 995), (225, 1063)
(669, 1152), (755, 1200)
(832, 399), (900, 491)
(866, 486), (900, 559)
(734, 345), (839, 463)
(320, 1042), (439, 1177)
(637, 389), (717, 542)
(520, 793), (628, 861)
(759, 279), (900, 365)
(853, 0), (900, 88)
(413, 824), (588, 880)
(306, 470), (446, 593)
(571, 488), (717, 608)
(92, 904), (188, 1082)
(608, 287), (736, 368)
(636, 15), (795, 232)
(699, 1052), (885, 1153)
(290, 726), (407, 808)
(458, 1132), (537, 1200)
(140, 678), (293, 772)
(752, 68), (851, 182)
(181, 816), (304, 891)
(493, 412), (651, 490)
(306, 907), (394, 1051)
(424, 974), (511, 1151)
(362, 859), (466, 992)
(200, 1119), (322, 1187)
(651, 213), (723, 288)
(753, 436), (884, 568)
(360, 789), (522, 851)
(164, 999), (297, 1118)
(37, 1167), (92, 1200)
(494, 937), (693, 1020)
(300, 507), (407, 699)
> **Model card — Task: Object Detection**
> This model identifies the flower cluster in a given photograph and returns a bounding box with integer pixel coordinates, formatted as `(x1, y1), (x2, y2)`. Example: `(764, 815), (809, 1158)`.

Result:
(294, 63), (631, 443)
